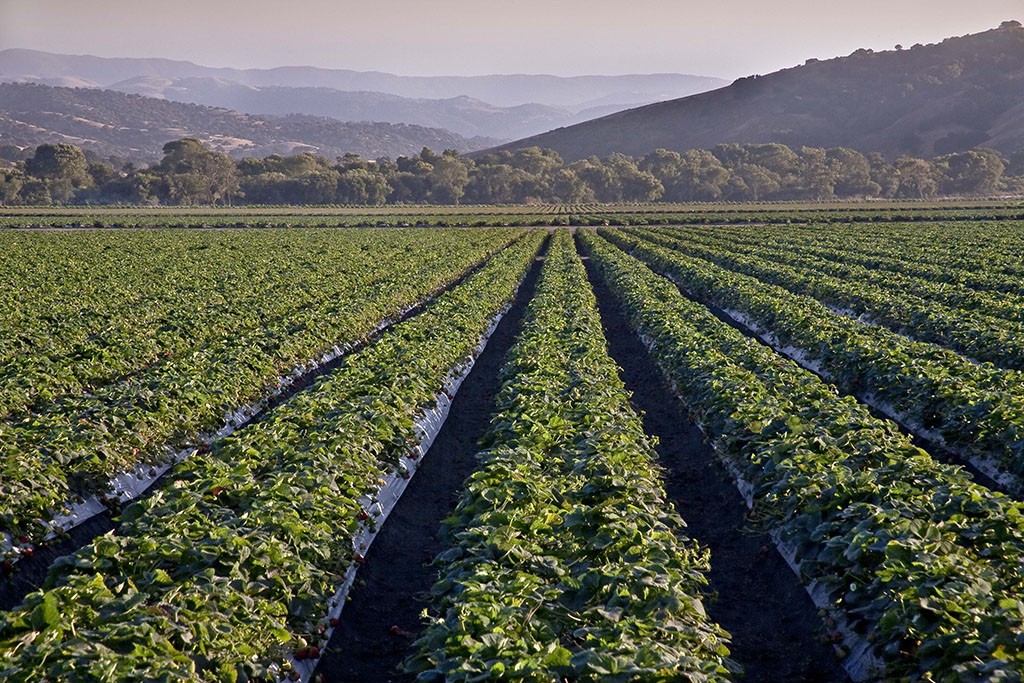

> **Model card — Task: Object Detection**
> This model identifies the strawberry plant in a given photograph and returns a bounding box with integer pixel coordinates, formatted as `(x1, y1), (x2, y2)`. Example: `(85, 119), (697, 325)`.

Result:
(582, 230), (1024, 680)
(600, 229), (1024, 483)
(0, 232), (544, 680)
(639, 226), (1024, 371)
(0, 228), (523, 546)
(408, 231), (733, 681)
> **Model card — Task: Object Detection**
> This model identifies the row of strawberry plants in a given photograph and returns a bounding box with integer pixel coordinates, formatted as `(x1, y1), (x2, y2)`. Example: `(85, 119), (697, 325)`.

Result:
(641, 226), (1024, 370)
(740, 221), (1024, 279)
(8, 208), (1024, 231)
(721, 220), (1024, 309)
(0, 231), (546, 682)
(581, 230), (1024, 680)
(0, 229), (522, 546)
(407, 230), (733, 681)
(574, 209), (1024, 226)
(601, 228), (1024, 483)
(0, 229), (518, 420)
(707, 219), (1024, 269)
(0, 214), (561, 229)
(0, 229), (443, 420)
(835, 223), (1024, 276)
(685, 222), (1024, 295)
(657, 224), (1024, 326)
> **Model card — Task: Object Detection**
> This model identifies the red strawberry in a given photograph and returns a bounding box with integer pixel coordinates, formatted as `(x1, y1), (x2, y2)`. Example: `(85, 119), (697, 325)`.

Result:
(18, 535), (29, 545)
(289, 672), (300, 681)
(22, 547), (32, 559)
(1, 560), (13, 577)
(357, 511), (368, 521)
(329, 617), (339, 627)
(400, 470), (411, 480)
(354, 553), (366, 565)
(308, 646), (320, 659)
(210, 486), (225, 497)
(294, 647), (309, 660)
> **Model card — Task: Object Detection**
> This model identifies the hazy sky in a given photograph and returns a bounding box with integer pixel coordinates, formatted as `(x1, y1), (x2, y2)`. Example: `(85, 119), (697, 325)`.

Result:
(2, 0), (1021, 78)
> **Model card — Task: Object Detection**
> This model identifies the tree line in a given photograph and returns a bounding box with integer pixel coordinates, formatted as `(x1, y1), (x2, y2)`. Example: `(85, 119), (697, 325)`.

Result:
(0, 138), (1018, 206)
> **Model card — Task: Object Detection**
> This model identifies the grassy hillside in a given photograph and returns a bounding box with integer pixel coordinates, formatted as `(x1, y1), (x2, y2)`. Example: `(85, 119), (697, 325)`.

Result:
(484, 22), (1024, 161)
(0, 82), (498, 162)
(103, 76), (591, 140)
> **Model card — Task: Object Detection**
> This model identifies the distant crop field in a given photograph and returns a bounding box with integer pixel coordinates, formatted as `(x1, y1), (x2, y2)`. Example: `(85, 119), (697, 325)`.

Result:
(3, 199), (1024, 229)
(2, 215), (1024, 681)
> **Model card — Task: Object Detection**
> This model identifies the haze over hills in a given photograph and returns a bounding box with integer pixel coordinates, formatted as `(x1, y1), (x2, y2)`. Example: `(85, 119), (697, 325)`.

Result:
(0, 49), (727, 106)
(0, 49), (727, 140)
(5, 23), (1021, 165)
(0, 82), (499, 162)
(100, 76), (625, 141)
(483, 21), (1024, 162)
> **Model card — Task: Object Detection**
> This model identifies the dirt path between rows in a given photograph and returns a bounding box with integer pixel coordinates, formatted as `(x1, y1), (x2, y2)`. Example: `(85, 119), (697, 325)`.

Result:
(578, 237), (847, 682)
(314, 244), (548, 682)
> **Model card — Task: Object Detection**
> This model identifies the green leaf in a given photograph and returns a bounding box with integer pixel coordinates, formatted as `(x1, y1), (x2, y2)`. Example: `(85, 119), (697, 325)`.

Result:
(31, 593), (59, 631)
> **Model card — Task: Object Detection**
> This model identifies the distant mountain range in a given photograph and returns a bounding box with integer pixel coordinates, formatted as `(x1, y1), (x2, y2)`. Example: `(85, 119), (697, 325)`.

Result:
(483, 21), (1024, 161)
(0, 49), (727, 141)
(7, 22), (1020, 166)
(101, 77), (627, 141)
(0, 82), (499, 161)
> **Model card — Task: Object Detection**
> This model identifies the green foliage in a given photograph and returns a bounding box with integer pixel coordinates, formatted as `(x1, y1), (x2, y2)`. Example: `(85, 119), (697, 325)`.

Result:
(155, 139), (240, 205)
(581, 229), (1024, 679)
(641, 225), (1024, 371)
(408, 231), (733, 681)
(0, 228), (523, 543)
(0, 231), (545, 680)
(1, 136), (1018, 207)
(602, 228), (1024, 477)
(24, 144), (91, 186)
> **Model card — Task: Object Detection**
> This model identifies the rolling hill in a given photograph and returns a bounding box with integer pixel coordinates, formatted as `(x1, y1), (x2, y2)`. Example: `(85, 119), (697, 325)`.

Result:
(101, 76), (620, 140)
(0, 49), (726, 109)
(483, 21), (1024, 161)
(0, 50), (726, 141)
(0, 82), (498, 162)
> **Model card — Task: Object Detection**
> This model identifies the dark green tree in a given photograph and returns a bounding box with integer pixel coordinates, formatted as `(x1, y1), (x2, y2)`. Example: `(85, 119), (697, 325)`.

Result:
(936, 149), (1005, 195)
(24, 143), (91, 186)
(337, 168), (390, 205)
(0, 170), (25, 205)
(427, 153), (471, 204)
(156, 139), (239, 204)
(894, 156), (939, 198)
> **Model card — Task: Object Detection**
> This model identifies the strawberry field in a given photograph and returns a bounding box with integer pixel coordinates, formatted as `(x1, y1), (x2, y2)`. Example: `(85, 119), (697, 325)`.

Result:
(2, 217), (1024, 681)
